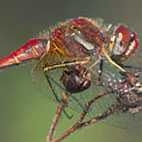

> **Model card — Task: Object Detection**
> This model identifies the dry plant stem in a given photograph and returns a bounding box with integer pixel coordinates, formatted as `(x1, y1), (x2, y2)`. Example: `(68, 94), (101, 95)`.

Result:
(78, 104), (115, 129)
(52, 89), (113, 142)
(47, 92), (68, 142)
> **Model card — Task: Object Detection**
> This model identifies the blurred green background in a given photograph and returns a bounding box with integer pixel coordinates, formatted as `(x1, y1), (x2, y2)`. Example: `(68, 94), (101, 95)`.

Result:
(0, 0), (142, 142)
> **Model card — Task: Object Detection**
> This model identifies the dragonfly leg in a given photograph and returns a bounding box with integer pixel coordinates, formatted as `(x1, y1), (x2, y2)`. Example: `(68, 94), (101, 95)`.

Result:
(83, 59), (103, 85)
(102, 47), (126, 72)
(98, 59), (103, 79)
(46, 92), (68, 142)
(117, 62), (142, 73)
(45, 73), (73, 119)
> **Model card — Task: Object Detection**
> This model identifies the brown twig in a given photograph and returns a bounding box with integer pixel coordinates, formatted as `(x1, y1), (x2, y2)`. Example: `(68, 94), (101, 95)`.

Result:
(46, 92), (68, 142)
(78, 104), (116, 129)
(52, 89), (113, 142)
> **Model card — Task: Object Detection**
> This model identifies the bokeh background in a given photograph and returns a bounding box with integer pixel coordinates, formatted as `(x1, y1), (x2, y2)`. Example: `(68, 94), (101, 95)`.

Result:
(0, 0), (142, 142)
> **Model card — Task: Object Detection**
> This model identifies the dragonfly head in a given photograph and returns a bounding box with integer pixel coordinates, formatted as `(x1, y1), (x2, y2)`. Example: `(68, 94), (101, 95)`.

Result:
(108, 25), (138, 62)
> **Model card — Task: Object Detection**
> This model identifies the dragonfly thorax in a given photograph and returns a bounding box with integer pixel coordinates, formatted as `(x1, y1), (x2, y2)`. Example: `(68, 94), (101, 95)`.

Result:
(48, 17), (107, 58)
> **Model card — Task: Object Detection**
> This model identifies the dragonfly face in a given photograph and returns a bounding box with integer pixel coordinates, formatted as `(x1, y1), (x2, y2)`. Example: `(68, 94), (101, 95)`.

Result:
(108, 25), (138, 62)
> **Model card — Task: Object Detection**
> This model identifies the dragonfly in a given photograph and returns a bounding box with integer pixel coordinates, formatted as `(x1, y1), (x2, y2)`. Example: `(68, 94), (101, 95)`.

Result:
(0, 17), (142, 142)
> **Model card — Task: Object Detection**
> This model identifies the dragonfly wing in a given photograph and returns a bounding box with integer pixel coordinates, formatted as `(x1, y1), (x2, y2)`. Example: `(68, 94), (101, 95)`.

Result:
(31, 53), (116, 115)
(102, 49), (142, 133)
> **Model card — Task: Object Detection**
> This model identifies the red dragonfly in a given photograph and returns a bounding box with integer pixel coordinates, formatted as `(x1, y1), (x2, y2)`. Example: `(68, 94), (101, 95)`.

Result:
(0, 17), (141, 141)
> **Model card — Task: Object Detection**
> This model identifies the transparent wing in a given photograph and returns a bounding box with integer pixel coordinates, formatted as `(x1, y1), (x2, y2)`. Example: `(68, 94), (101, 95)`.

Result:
(31, 51), (117, 115)
(31, 43), (142, 133)
(101, 46), (142, 133)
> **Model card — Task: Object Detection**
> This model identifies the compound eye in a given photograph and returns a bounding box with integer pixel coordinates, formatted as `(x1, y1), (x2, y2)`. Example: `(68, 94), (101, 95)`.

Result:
(115, 26), (131, 43)
(115, 26), (138, 58)
(110, 26), (130, 56)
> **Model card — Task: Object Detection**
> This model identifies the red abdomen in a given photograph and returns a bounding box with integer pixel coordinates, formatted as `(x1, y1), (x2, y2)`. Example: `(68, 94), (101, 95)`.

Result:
(0, 38), (47, 71)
